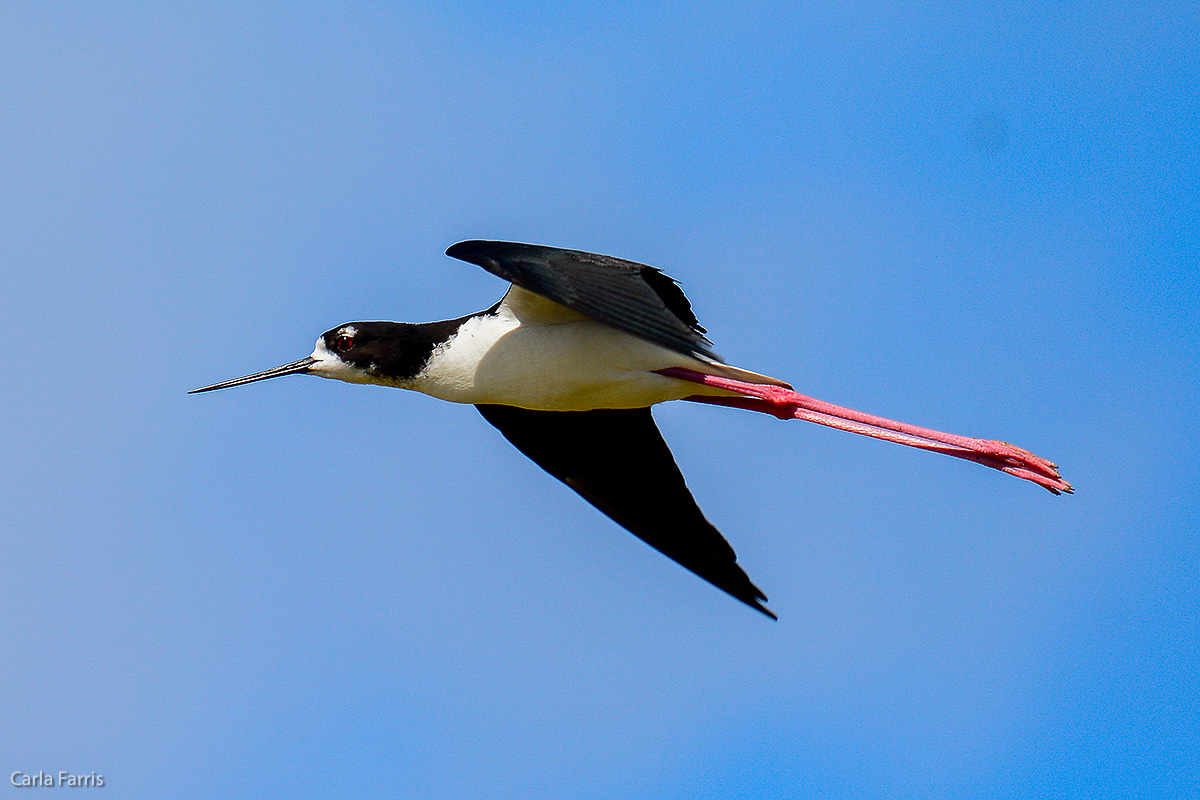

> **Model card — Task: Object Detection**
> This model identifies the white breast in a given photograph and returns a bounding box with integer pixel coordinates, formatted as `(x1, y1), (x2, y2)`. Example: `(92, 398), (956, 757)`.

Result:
(408, 287), (715, 411)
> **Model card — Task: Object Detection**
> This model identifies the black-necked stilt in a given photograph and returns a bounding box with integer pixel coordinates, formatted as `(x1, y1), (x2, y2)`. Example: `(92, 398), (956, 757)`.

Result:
(193, 241), (1071, 619)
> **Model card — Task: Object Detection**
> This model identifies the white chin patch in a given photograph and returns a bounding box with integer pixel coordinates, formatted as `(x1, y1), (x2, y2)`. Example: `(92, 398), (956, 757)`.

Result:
(306, 337), (369, 383)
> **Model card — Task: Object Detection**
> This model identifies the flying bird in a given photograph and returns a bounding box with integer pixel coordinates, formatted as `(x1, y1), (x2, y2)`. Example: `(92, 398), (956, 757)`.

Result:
(192, 241), (1071, 618)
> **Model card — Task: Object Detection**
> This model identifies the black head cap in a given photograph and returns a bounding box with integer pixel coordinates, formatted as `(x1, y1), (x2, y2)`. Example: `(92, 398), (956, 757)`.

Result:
(320, 319), (461, 383)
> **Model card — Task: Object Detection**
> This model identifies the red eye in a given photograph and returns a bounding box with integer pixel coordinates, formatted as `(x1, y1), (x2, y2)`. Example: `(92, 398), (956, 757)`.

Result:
(335, 335), (354, 352)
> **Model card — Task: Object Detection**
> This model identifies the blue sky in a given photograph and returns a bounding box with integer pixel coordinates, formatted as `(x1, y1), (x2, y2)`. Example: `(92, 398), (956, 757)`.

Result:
(2, 3), (1197, 798)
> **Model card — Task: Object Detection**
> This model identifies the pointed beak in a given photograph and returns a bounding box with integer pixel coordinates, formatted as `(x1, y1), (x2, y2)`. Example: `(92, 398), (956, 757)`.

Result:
(189, 356), (318, 393)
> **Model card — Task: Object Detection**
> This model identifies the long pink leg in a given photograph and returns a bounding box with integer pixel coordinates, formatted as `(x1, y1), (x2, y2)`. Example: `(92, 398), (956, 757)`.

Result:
(658, 368), (1072, 494)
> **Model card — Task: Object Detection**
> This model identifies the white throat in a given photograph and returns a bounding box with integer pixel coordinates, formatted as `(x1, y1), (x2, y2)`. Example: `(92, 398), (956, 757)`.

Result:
(305, 333), (372, 384)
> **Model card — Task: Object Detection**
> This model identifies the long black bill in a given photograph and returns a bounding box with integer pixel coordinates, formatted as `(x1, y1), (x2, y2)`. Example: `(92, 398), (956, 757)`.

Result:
(189, 356), (317, 393)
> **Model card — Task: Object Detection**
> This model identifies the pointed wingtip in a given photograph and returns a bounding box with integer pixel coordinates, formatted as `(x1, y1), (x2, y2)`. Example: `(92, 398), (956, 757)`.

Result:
(726, 586), (777, 619)
(446, 239), (496, 264)
(755, 602), (779, 621)
(740, 584), (777, 620)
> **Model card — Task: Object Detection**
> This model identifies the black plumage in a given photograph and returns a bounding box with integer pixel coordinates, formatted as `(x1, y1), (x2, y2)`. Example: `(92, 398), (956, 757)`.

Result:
(476, 403), (774, 619)
(446, 240), (721, 362)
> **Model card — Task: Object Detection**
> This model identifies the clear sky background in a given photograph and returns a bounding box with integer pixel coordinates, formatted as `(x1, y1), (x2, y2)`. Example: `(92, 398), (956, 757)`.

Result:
(2, 3), (1197, 798)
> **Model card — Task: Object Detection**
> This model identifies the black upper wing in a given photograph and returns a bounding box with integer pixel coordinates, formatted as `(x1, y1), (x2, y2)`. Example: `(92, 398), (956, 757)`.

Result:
(476, 404), (774, 619)
(446, 240), (721, 362)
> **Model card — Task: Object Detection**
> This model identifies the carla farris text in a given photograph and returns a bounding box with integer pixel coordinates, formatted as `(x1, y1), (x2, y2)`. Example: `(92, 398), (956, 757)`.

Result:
(11, 772), (104, 788)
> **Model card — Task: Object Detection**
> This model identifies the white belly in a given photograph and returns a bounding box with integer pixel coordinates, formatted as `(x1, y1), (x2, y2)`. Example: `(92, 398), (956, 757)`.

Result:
(408, 309), (716, 411)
